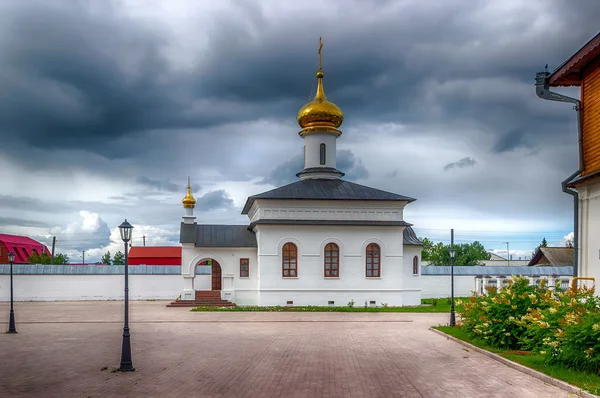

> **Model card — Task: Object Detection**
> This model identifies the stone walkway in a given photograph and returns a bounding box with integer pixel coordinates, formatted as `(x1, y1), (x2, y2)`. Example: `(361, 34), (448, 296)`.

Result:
(0, 301), (572, 397)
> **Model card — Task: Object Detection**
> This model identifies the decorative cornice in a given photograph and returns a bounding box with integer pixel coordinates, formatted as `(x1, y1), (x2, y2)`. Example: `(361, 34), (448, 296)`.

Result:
(248, 219), (411, 230)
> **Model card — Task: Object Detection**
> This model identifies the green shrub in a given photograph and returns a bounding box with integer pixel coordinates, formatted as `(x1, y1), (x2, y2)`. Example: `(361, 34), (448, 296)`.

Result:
(458, 276), (600, 373)
(459, 277), (550, 349)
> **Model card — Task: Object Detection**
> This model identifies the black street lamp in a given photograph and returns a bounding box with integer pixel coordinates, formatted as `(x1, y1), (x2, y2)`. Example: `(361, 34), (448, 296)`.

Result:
(449, 247), (456, 327)
(118, 219), (135, 372)
(7, 251), (17, 333)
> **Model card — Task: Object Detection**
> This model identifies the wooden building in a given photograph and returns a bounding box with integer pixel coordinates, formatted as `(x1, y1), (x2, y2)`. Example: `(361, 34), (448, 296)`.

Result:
(536, 32), (600, 287)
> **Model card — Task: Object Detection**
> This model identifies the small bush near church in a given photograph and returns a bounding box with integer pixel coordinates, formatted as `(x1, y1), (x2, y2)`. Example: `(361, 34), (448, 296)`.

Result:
(457, 276), (600, 374)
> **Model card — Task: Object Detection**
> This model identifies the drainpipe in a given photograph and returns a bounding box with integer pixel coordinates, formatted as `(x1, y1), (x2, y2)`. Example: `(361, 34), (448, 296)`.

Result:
(535, 71), (583, 277)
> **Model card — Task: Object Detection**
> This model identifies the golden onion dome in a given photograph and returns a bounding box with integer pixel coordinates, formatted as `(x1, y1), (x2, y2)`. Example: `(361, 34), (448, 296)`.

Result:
(182, 177), (196, 209)
(297, 37), (343, 136)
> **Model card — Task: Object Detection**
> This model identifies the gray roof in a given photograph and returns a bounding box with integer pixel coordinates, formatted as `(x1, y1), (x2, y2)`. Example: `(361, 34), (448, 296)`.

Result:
(0, 264), (181, 275)
(180, 223), (257, 248)
(242, 179), (416, 214)
(421, 266), (574, 276)
(403, 226), (423, 245)
(181, 223), (421, 248)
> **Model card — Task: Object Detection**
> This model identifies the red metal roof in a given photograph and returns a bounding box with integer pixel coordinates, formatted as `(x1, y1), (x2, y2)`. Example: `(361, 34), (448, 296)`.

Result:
(549, 32), (600, 87)
(0, 233), (51, 264)
(128, 246), (182, 258)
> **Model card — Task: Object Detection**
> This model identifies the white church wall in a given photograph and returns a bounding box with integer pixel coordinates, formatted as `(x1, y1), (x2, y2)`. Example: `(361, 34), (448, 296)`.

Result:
(303, 133), (338, 169)
(0, 274), (181, 301)
(183, 247), (259, 303)
(579, 178), (600, 293)
(401, 245), (422, 305)
(250, 199), (406, 224)
(255, 224), (417, 306)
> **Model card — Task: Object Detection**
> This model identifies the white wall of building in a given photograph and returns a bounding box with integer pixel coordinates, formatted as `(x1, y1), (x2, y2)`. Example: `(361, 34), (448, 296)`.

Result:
(249, 200), (406, 224)
(579, 178), (600, 291)
(0, 274), (181, 301)
(254, 224), (420, 306)
(180, 246), (259, 304)
(303, 133), (338, 170)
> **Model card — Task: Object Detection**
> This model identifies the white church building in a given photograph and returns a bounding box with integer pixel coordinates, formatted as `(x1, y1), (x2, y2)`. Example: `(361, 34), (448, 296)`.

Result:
(176, 40), (424, 306)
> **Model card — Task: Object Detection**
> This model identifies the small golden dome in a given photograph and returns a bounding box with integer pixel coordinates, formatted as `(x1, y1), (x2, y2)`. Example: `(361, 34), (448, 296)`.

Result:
(182, 177), (196, 209)
(297, 38), (343, 136)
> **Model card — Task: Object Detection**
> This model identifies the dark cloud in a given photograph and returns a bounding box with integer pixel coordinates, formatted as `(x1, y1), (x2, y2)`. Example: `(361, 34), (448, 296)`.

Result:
(337, 149), (369, 180)
(0, 217), (50, 228)
(136, 176), (189, 193)
(259, 149), (369, 186)
(196, 190), (234, 211)
(444, 157), (477, 171)
(2, 0), (597, 164)
(0, 0), (598, 254)
(0, 195), (72, 212)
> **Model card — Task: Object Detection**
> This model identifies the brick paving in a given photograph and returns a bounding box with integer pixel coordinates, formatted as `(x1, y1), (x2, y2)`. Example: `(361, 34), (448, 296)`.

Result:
(0, 301), (573, 397)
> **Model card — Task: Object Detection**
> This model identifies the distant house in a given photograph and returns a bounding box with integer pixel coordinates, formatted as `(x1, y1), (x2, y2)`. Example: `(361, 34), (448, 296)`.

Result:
(528, 247), (574, 267)
(128, 246), (181, 266)
(0, 234), (50, 264)
(482, 252), (529, 267)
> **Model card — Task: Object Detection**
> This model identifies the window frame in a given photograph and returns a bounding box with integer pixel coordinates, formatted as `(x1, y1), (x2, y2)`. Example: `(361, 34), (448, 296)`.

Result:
(324, 242), (340, 278)
(320, 143), (326, 165)
(240, 258), (250, 278)
(412, 255), (419, 275)
(365, 243), (381, 278)
(282, 242), (298, 278)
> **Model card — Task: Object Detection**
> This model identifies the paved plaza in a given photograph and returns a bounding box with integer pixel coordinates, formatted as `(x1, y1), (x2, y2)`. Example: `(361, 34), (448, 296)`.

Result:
(0, 301), (574, 397)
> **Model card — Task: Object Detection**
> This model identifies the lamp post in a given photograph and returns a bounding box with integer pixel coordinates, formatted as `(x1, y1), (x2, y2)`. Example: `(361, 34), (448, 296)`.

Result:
(118, 219), (135, 372)
(7, 251), (17, 333)
(449, 247), (456, 327)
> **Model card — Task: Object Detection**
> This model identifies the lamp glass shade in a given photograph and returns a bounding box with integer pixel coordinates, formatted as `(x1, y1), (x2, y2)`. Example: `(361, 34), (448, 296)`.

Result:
(118, 219), (134, 243)
(449, 248), (456, 259)
(7, 251), (15, 263)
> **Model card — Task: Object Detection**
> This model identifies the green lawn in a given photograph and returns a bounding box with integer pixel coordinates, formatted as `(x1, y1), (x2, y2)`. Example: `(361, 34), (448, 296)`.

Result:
(435, 326), (600, 396)
(191, 297), (466, 313)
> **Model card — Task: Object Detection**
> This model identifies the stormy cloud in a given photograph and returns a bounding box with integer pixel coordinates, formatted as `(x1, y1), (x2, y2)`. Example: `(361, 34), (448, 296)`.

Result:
(0, 0), (598, 261)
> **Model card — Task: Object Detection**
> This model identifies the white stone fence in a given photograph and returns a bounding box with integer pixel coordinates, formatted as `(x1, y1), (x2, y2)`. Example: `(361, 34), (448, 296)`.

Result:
(0, 264), (577, 302)
(420, 266), (574, 299)
(0, 264), (181, 301)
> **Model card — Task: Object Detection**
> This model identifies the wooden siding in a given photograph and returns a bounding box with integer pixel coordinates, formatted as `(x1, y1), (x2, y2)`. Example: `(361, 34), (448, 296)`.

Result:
(582, 57), (600, 175)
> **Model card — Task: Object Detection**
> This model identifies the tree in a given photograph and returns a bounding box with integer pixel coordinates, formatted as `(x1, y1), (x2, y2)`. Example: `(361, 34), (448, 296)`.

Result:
(532, 237), (549, 257)
(27, 252), (69, 265)
(100, 251), (112, 265)
(113, 251), (125, 265)
(424, 239), (491, 266)
(418, 237), (434, 261)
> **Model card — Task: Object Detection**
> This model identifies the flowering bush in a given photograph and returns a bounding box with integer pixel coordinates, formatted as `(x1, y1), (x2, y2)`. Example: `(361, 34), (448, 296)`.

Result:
(458, 276), (600, 374)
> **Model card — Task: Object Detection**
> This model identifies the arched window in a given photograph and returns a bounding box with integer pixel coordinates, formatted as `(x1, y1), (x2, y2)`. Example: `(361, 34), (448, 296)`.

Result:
(366, 243), (380, 277)
(320, 143), (326, 165)
(412, 256), (419, 275)
(324, 243), (339, 277)
(282, 242), (298, 277)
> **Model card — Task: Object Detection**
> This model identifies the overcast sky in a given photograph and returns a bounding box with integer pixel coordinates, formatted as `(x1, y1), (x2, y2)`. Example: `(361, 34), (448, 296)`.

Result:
(0, 0), (598, 262)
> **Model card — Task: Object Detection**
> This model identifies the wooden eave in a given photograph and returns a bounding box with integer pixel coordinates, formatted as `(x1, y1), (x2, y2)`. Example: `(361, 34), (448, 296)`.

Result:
(548, 32), (600, 87)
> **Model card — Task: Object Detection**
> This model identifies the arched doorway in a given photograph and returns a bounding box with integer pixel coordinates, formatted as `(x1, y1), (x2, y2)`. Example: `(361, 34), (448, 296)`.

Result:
(195, 259), (222, 291)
